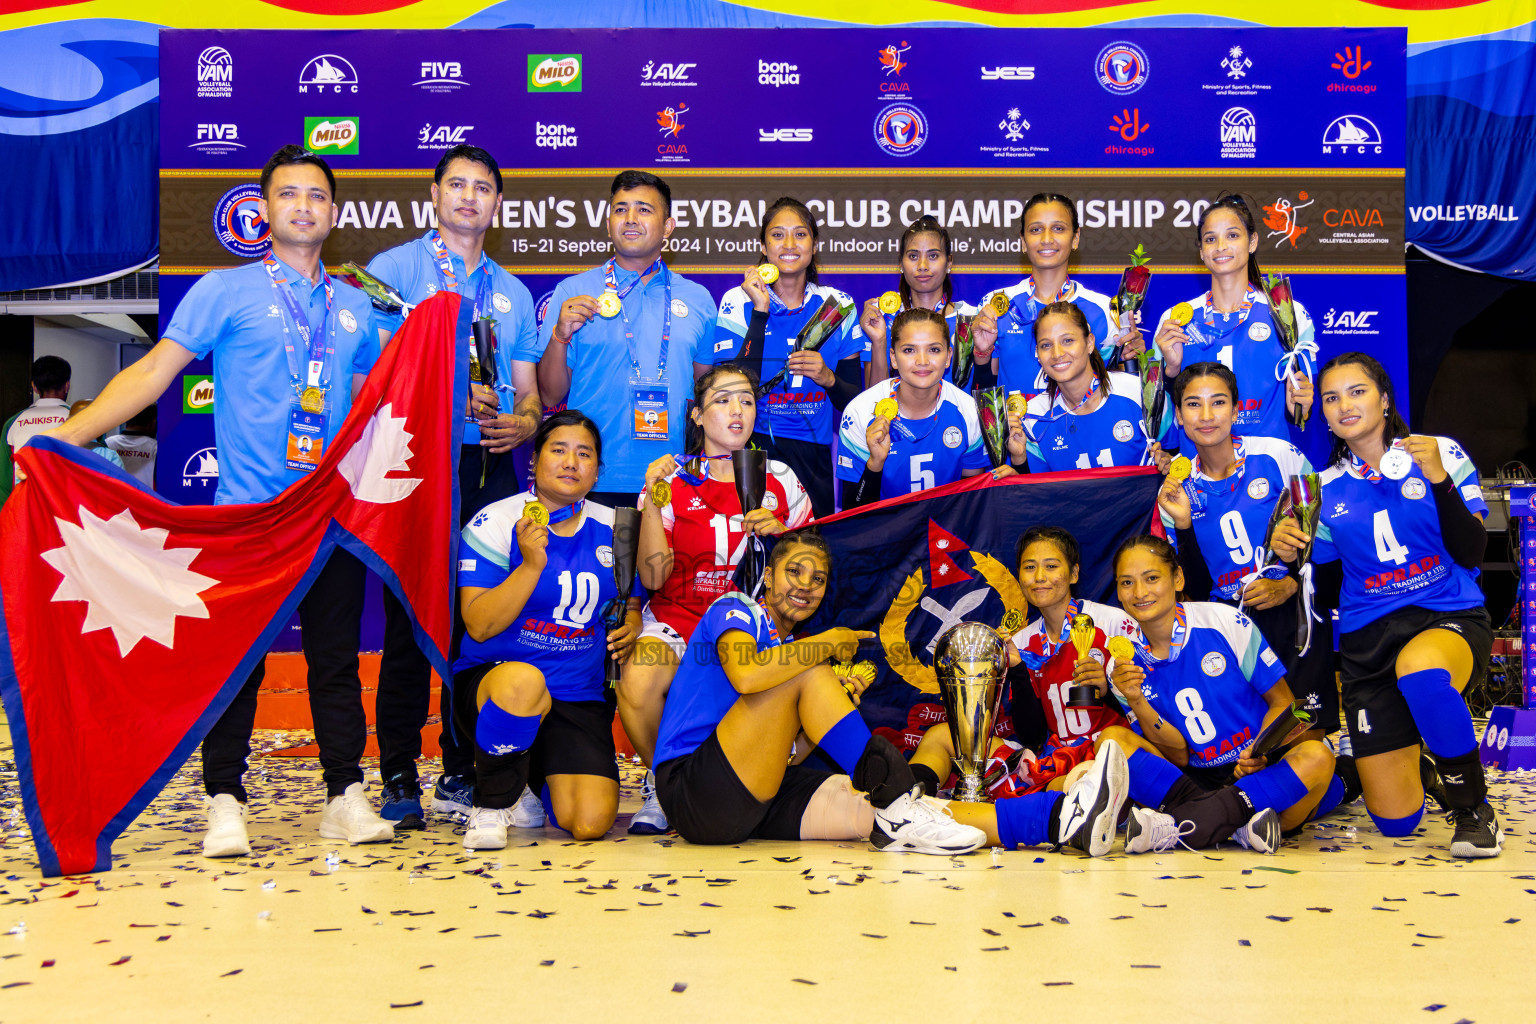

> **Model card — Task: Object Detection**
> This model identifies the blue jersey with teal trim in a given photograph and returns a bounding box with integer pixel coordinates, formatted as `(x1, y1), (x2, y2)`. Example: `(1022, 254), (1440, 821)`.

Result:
(454, 496), (641, 703)
(654, 592), (777, 766)
(1024, 371), (1157, 472)
(836, 379), (990, 499)
(1132, 602), (1286, 768)
(1311, 436), (1488, 632)
(980, 278), (1116, 402)
(1152, 291), (1315, 452)
(1162, 436), (1312, 599)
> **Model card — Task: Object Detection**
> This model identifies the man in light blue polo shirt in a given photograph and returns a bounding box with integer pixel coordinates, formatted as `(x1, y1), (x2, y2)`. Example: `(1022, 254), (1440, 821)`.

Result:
(537, 170), (715, 508)
(365, 145), (542, 828)
(49, 145), (397, 858)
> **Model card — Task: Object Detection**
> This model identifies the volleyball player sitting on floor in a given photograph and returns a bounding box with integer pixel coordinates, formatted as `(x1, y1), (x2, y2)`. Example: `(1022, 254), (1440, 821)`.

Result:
(454, 412), (643, 849)
(1094, 535), (1336, 854)
(651, 530), (1130, 857)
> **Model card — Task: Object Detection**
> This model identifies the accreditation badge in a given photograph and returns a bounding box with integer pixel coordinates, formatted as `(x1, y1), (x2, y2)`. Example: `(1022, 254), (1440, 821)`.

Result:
(286, 406), (327, 473)
(632, 381), (670, 442)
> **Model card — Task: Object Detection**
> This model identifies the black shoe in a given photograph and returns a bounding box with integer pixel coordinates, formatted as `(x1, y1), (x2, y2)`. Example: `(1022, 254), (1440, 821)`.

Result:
(381, 775), (426, 831)
(1420, 752), (1450, 814)
(1448, 802), (1502, 859)
(1334, 754), (1363, 806)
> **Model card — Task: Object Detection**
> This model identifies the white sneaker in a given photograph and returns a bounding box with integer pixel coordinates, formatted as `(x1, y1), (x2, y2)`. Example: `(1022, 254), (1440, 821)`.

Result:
(1232, 807), (1281, 854)
(1054, 742), (1130, 857)
(319, 782), (396, 844)
(510, 786), (547, 828)
(871, 786), (987, 855)
(628, 771), (668, 835)
(202, 794), (251, 858)
(463, 806), (515, 850)
(1123, 807), (1196, 854)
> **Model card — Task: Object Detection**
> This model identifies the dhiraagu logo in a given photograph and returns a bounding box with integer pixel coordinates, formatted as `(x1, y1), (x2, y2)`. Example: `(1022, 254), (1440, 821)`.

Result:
(304, 116), (359, 154)
(528, 54), (582, 92)
(183, 375), (214, 413)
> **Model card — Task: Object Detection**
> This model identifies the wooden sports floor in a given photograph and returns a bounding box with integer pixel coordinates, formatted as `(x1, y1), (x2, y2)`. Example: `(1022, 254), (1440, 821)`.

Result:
(1, 712), (1530, 1024)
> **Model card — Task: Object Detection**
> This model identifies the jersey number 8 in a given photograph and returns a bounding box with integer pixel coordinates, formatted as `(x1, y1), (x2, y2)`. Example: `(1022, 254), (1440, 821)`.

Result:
(1174, 686), (1218, 745)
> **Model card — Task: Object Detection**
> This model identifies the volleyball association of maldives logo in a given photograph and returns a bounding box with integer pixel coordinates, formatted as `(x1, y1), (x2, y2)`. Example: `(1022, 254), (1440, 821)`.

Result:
(874, 104), (928, 157)
(1096, 41), (1149, 94)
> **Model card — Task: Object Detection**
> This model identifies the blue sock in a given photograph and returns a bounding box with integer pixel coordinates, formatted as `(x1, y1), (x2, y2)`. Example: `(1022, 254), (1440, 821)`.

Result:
(819, 710), (874, 775)
(1128, 748), (1183, 809)
(1234, 761), (1308, 815)
(1397, 668), (1476, 758)
(1370, 805), (1424, 838)
(540, 783), (568, 835)
(1311, 774), (1346, 820)
(475, 700), (542, 756)
(995, 793), (1056, 849)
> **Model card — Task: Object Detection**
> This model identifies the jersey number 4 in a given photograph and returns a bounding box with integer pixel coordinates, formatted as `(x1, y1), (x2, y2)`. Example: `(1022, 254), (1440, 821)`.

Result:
(1373, 509), (1409, 565)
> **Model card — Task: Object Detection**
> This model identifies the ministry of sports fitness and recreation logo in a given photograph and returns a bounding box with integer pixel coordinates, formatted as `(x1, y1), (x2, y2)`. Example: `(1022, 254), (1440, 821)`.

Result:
(998, 108), (1030, 142)
(528, 54), (582, 92)
(1096, 41), (1149, 94)
(641, 60), (697, 86)
(1262, 192), (1312, 249)
(415, 60), (467, 94)
(196, 46), (232, 99)
(212, 183), (268, 258)
(299, 54), (358, 94)
(1221, 45), (1252, 80)
(874, 104), (927, 157)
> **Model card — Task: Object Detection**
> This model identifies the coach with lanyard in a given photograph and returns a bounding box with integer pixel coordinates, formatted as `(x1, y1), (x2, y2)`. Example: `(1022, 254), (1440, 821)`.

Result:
(46, 145), (396, 857)
(365, 145), (542, 827)
(538, 170), (714, 509)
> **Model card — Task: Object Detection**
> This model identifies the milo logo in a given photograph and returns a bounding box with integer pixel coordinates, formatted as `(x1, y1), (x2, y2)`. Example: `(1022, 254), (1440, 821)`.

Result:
(183, 375), (214, 413)
(304, 116), (359, 154)
(528, 54), (582, 92)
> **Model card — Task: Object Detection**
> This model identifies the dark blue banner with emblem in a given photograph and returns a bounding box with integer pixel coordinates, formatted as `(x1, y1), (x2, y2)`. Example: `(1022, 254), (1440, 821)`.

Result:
(803, 467), (1163, 732)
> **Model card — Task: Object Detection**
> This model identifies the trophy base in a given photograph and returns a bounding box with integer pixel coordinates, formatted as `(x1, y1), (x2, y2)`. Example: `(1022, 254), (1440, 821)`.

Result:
(951, 774), (993, 803)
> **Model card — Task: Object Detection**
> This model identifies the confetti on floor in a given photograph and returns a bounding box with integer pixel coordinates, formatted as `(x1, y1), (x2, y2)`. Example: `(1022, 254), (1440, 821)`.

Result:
(1, 712), (1531, 1020)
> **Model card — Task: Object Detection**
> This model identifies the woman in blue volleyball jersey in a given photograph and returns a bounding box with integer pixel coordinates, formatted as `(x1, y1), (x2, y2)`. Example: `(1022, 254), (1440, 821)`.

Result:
(1094, 536), (1336, 854)
(998, 302), (1164, 474)
(453, 411), (643, 850)
(838, 309), (990, 507)
(1147, 194), (1316, 450)
(971, 193), (1136, 404)
(858, 216), (982, 387)
(713, 196), (864, 518)
(1268, 352), (1501, 858)
(1156, 362), (1338, 746)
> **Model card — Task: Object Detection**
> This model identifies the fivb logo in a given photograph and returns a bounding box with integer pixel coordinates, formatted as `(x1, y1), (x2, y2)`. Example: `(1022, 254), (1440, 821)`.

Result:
(299, 54), (359, 94)
(415, 61), (466, 93)
(759, 127), (812, 142)
(191, 123), (243, 155)
(197, 46), (232, 99)
(758, 60), (799, 86)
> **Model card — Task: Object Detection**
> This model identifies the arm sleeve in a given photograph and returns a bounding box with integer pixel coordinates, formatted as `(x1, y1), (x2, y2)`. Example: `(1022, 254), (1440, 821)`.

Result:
(1005, 668), (1048, 752)
(826, 356), (863, 411)
(1174, 525), (1215, 601)
(735, 309), (769, 381)
(843, 464), (886, 509)
(1432, 474), (1486, 569)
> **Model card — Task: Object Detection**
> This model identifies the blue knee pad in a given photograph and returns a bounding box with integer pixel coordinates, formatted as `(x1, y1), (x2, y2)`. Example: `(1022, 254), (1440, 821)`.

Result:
(1369, 805), (1424, 838)
(1235, 762), (1308, 815)
(475, 699), (542, 756)
(819, 710), (874, 775)
(1128, 748), (1182, 810)
(1311, 773), (1346, 820)
(1397, 668), (1476, 759)
(995, 792), (1055, 849)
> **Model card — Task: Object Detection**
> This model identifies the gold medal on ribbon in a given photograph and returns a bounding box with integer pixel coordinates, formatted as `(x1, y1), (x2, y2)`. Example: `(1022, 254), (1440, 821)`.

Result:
(1005, 392), (1028, 419)
(1106, 636), (1137, 663)
(1001, 608), (1025, 634)
(299, 387), (326, 415)
(1169, 302), (1194, 327)
(878, 291), (901, 315)
(598, 290), (623, 319)
(874, 397), (899, 421)
(989, 292), (1011, 316)
(1167, 455), (1193, 484)
(756, 263), (780, 284)
(525, 501), (549, 526)
(650, 478), (672, 509)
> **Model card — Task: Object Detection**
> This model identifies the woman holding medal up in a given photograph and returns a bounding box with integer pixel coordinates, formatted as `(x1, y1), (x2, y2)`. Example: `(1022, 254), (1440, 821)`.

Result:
(454, 411), (643, 849)
(619, 364), (813, 834)
(838, 309), (990, 507)
(996, 302), (1166, 475)
(857, 216), (981, 387)
(712, 197), (864, 518)
(1267, 353), (1502, 858)
(1148, 194), (1316, 451)
(971, 193), (1135, 405)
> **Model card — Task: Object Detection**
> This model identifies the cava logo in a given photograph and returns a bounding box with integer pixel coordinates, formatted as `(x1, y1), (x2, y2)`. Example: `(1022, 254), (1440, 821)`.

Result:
(182, 375), (215, 413)
(528, 54), (582, 92)
(759, 127), (813, 142)
(305, 116), (359, 154)
(1261, 192), (1312, 249)
(1219, 106), (1256, 159)
(642, 60), (696, 86)
(299, 54), (358, 94)
(416, 123), (473, 150)
(191, 123), (243, 155)
(197, 46), (233, 98)
(758, 60), (799, 86)
(981, 66), (1035, 81)
(415, 61), (466, 93)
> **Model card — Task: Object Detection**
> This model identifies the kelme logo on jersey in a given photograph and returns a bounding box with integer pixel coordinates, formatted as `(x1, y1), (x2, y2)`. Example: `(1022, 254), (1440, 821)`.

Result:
(305, 116), (359, 154)
(197, 46), (233, 99)
(1322, 114), (1383, 155)
(1096, 41), (1149, 95)
(873, 104), (927, 158)
(299, 54), (358, 94)
(211, 182), (268, 258)
(528, 54), (582, 92)
(182, 376), (214, 414)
